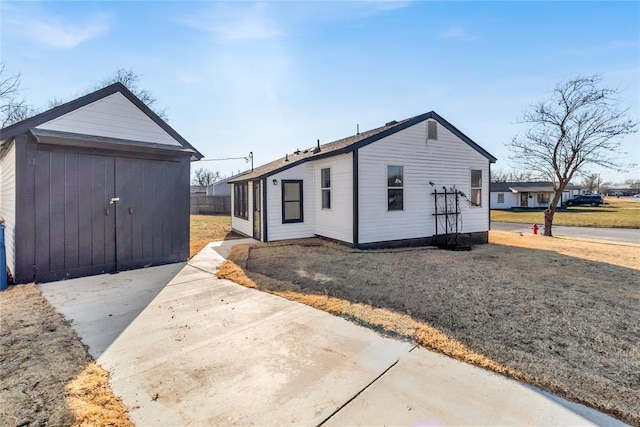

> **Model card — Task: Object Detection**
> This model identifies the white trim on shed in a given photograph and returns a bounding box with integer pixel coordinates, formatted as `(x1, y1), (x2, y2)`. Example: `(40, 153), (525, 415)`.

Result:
(0, 141), (16, 277)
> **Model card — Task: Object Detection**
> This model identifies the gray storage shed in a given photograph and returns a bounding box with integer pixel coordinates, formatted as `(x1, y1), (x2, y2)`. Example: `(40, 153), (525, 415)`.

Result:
(0, 83), (203, 284)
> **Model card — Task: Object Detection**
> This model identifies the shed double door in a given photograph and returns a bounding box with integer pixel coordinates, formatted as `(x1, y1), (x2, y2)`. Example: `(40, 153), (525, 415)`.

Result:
(34, 150), (182, 282)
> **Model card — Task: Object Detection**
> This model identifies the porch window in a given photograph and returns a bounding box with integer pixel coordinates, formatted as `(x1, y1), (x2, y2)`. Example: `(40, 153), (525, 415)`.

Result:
(497, 193), (504, 204)
(282, 180), (303, 223)
(387, 165), (404, 211)
(234, 182), (248, 220)
(321, 168), (331, 209)
(537, 193), (550, 205)
(470, 169), (482, 206)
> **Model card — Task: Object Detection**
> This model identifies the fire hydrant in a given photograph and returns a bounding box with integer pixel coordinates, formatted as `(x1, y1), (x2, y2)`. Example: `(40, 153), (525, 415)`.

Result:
(532, 224), (539, 235)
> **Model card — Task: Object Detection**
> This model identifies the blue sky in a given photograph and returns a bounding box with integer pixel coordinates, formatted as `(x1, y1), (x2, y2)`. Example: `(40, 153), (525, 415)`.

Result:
(2, 1), (638, 184)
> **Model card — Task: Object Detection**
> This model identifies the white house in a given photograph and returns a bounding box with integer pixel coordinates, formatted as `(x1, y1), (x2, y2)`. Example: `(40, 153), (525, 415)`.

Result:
(229, 112), (496, 248)
(490, 181), (583, 210)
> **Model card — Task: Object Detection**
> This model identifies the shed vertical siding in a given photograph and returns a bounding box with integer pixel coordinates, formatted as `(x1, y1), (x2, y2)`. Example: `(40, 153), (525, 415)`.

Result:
(266, 163), (315, 241)
(358, 119), (489, 244)
(36, 92), (181, 146)
(0, 141), (16, 278)
(313, 153), (353, 244)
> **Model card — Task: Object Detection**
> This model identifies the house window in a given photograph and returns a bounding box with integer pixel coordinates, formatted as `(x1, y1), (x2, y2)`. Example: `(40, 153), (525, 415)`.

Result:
(387, 165), (404, 211)
(321, 168), (331, 210)
(537, 193), (550, 205)
(497, 193), (504, 204)
(470, 170), (482, 206)
(234, 183), (248, 220)
(282, 180), (303, 223)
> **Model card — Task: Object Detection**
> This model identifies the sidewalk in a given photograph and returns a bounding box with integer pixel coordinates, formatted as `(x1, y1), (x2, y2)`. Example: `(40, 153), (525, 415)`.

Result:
(41, 239), (625, 426)
(491, 221), (640, 244)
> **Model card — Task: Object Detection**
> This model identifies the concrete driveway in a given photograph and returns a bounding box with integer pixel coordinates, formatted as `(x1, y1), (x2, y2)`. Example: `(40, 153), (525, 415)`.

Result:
(40, 240), (624, 426)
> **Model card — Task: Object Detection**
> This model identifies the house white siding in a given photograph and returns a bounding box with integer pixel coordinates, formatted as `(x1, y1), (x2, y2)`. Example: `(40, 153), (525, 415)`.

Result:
(490, 191), (519, 209)
(358, 119), (489, 244)
(0, 141), (16, 277)
(266, 163), (315, 241)
(313, 154), (353, 244)
(36, 92), (181, 146)
(490, 189), (579, 209)
(231, 181), (253, 238)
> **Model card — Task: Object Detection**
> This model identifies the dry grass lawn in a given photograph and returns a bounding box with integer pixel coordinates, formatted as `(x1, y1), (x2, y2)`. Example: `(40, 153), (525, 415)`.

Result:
(190, 214), (242, 257)
(218, 232), (640, 425)
(0, 284), (132, 426)
(491, 197), (640, 228)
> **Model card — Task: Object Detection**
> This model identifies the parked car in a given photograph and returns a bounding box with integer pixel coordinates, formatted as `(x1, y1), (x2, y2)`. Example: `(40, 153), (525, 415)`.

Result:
(563, 194), (605, 207)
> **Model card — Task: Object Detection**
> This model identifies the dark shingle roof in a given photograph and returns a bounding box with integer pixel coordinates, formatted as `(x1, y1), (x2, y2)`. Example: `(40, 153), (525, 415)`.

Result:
(230, 111), (496, 182)
(490, 181), (581, 192)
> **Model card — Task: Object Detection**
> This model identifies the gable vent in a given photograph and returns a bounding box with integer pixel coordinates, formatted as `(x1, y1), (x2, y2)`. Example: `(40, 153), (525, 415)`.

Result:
(427, 120), (438, 140)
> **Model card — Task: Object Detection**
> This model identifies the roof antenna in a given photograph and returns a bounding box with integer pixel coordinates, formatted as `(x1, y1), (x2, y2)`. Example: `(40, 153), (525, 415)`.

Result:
(313, 139), (321, 153)
(357, 124), (360, 135)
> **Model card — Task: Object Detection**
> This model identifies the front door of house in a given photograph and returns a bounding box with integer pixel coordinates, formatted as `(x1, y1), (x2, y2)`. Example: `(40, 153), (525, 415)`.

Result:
(520, 192), (528, 208)
(253, 181), (261, 240)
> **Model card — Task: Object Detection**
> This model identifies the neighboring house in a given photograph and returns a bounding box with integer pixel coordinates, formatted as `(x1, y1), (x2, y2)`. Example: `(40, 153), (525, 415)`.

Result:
(190, 178), (231, 196)
(209, 176), (232, 196)
(229, 111), (496, 248)
(606, 186), (639, 197)
(490, 181), (583, 209)
(0, 83), (203, 284)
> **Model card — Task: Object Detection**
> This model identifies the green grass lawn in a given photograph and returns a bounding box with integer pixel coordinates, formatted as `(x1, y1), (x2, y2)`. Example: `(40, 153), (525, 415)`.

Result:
(491, 197), (640, 228)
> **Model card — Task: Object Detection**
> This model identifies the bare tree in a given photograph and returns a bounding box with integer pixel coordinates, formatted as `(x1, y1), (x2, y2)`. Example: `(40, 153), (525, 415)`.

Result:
(0, 64), (35, 128)
(192, 168), (222, 186)
(624, 178), (640, 189)
(508, 75), (638, 236)
(600, 181), (613, 196)
(491, 168), (537, 183)
(97, 68), (167, 119)
(581, 173), (600, 193)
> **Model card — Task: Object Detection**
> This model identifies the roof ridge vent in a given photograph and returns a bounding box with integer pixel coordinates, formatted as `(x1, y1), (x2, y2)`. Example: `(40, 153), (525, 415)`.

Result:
(386, 120), (398, 126)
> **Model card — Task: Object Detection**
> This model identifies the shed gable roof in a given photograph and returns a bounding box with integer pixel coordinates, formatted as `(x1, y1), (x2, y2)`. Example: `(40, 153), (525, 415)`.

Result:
(0, 83), (203, 160)
(230, 111), (496, 183)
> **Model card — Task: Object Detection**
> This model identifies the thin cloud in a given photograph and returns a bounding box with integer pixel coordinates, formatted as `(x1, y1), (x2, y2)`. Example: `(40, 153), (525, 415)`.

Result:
(356, 1), (413, 13)
(28, 15), (110, 49)
(592, 39), (639, 50)
(181, 3), (281, 42)
(2, 3), (109, 49)
(441, 26), (477, 42)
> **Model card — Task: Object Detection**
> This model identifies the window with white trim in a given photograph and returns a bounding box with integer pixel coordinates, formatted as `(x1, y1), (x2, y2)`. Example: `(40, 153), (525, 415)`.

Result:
(321, 168), (331, 209)
(470, 170), (482, 207)
(234, 183), (248, 219)
(282, 180), (303, 223)
(387, 165), (404, 211)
